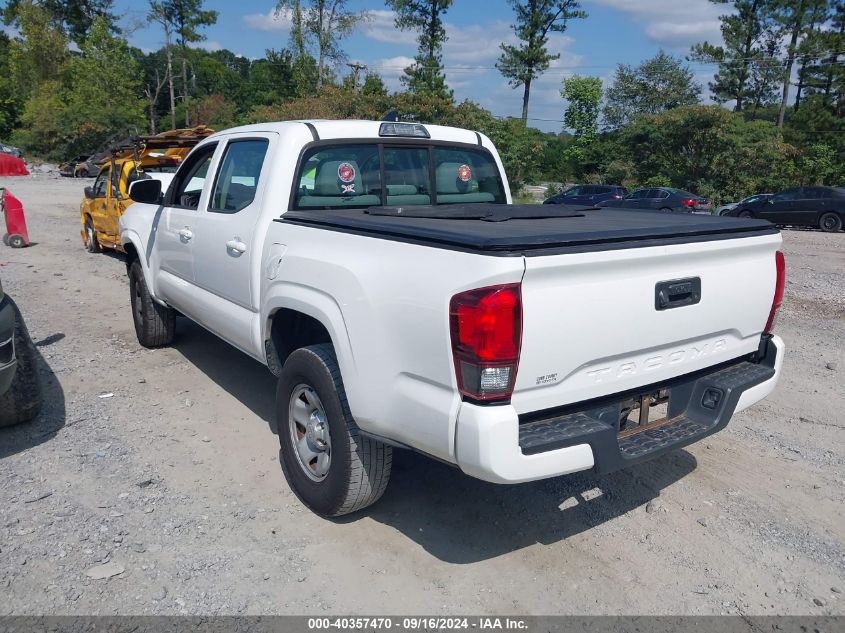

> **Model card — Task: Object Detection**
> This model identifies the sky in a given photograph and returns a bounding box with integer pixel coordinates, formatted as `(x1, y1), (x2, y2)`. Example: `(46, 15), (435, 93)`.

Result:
(114, 0), (729, 133)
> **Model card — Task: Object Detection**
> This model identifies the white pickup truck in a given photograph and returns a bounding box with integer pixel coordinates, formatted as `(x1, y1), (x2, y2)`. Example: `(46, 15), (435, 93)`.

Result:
(120, 120), (786, 517)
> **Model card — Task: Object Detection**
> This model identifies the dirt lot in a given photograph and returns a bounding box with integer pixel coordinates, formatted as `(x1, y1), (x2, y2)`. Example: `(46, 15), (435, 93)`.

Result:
(0, 174), (843, 616)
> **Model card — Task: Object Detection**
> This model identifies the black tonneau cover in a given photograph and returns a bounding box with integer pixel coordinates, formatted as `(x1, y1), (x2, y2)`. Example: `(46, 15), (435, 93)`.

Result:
(277, 203), (778, 256)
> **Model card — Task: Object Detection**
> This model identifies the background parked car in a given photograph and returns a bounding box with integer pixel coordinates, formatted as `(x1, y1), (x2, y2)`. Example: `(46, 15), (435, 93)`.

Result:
(0, 142), (23, 159)
(726, 186), (845, 232)
(599, 187), (712, 213)
(544, 184), (628, 206)
(717, 193), (773, 215)
(59, 155), (92, 178)
(0, 275), (42, 427)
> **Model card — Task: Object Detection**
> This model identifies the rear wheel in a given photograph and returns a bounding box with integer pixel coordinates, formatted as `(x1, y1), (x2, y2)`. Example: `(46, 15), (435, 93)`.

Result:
(658, 207), (672, 212)
(0, 300), (42, 427)
(278, 344), (392, 517)
(8, 235), (25, 248)
(819, 212), (842, 233)
(2, 233), (8, 246)
(84, 218), (101, 253)
(738, 210), (753, 218)
(128, 259), (175, 348)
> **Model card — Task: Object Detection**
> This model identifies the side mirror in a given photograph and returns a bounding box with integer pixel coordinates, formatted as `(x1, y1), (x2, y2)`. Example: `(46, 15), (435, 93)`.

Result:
(84, 186), (95, 199)
(129, 178), (163, 204)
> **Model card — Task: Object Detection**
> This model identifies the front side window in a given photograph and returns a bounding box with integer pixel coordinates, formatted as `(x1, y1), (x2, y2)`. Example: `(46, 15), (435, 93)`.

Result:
(169, 143), (217, 210)
(92, 170), (109, 197)
(210, 139), (269, 213)
(293, 143), (505, 210)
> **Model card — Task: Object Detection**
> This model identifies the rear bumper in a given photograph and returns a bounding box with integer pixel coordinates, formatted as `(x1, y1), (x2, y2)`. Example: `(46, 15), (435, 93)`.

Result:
(455, 335), (784, 484)
(0, 295), (17, 396)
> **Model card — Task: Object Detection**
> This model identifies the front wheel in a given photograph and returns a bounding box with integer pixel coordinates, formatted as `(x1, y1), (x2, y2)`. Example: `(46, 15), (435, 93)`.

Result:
(819, 212), (843, 233)
(277, 344), (392, 517)
(128, 260), (175, 348)
(84, 218), (101, 253)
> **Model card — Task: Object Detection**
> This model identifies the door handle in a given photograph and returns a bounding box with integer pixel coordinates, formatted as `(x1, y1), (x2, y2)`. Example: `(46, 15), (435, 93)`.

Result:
(179, 227), (193, 242)
(226, 238), (247, 254)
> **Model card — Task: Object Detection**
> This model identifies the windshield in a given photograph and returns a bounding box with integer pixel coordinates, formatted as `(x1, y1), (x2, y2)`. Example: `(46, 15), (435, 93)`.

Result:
(293, 143), (506, 210)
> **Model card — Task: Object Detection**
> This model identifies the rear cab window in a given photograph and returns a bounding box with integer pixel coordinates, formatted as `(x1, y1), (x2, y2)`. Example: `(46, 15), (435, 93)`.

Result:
(293, 142), (506, 210)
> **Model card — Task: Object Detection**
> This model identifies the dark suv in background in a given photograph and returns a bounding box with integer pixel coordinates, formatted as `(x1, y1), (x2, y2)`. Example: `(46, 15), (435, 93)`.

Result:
(725, 186), (845, 232)
(544, 184), (628, 206)
(599, 187), (711, 213)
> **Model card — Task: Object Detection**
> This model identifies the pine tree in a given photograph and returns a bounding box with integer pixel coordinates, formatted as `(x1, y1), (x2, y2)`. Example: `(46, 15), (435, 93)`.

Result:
(386, 0), (453, 99)
(497, 0), (586, 124)
(690, 0), (779, 112)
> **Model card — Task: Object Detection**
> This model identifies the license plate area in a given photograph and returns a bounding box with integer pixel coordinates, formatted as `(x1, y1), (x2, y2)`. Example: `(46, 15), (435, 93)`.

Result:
(618, 389), (675, 439)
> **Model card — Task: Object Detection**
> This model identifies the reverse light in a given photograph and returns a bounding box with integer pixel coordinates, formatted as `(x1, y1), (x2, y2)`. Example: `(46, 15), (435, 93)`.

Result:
(764, 251), (786, 334)
(449, 284), (522, 402)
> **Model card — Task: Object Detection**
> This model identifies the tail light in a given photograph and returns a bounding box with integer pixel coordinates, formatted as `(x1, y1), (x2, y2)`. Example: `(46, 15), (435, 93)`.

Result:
(449, 284), (522, 402)
(681, 198), (698, 208)
(764, 251), (786, 334)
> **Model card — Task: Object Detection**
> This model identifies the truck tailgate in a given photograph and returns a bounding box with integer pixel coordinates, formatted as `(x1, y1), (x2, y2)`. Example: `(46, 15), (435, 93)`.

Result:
(513, 232), (782, 415)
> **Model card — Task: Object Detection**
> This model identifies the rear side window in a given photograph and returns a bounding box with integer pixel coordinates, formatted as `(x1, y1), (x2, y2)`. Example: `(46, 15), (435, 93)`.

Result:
(210, 139), (269, 213)
(293, 143), (505, 210)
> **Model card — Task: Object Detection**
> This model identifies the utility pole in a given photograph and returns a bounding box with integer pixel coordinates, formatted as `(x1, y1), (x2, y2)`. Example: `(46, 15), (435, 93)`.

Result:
(346, 61), (367, 91)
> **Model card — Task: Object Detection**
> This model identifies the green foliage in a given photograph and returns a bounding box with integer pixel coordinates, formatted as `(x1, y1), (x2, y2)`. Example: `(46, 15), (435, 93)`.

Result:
(690, 0), (781, 112)
(62, 17), (146, 155)
(497, 0), (586, 122)
(560, 74), (601, 166)
(385, 0), (453, 99)
(3, 0), (115, 45)
(602, 51), (701, 130)
(0, 33), (22, 139)
(8, 0), (69, 102)
(277, 0), (368, 92)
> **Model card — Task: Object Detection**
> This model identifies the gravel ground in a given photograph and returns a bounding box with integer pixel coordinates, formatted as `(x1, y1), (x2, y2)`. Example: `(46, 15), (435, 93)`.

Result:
(0, 174), (843, 616)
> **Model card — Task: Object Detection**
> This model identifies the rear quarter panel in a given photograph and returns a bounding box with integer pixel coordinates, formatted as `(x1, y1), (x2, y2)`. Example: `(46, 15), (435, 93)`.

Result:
(261, 222), (525, 463)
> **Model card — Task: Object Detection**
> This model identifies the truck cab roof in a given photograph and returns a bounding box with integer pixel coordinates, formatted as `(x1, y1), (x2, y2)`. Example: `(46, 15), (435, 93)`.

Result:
(203, 120), (487, 147)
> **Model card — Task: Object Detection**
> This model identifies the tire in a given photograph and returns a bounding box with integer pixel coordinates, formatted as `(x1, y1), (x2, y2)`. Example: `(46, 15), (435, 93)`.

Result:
(658, 207), (672, 212)
(738, 210), (753, 218)
(0, 300), (43, 427)
(277, 344), (392, 517)
(128, 259), (175, 348)
(84, 217), (101, 253)
(2, 233), (8, 246)
(8, 235), (25, 248)
(819, 212), (842, 233)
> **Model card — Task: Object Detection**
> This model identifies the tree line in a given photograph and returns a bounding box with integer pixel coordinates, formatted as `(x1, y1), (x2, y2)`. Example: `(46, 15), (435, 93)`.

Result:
(0, 0), (842, 202)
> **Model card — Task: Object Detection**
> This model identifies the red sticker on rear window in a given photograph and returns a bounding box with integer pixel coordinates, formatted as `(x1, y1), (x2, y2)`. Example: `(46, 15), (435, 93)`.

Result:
(338, 162), (356, 183)
(457, 164), (472, 182)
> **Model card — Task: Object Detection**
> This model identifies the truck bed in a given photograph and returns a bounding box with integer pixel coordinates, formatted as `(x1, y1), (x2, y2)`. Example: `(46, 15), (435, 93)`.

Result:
(278, 204), (777, 255)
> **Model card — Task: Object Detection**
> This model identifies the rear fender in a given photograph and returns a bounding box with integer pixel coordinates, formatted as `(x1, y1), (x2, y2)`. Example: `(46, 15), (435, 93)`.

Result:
(261, 283), (360, 417)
